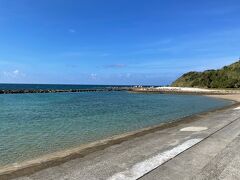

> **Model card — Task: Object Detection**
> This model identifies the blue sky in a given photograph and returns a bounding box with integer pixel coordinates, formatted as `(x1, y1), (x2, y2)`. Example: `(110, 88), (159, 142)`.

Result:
(0, 0), (240, 85)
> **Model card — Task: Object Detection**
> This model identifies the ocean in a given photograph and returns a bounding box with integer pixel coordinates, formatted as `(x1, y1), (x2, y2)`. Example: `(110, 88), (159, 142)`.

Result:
(0, 84), (233, 166)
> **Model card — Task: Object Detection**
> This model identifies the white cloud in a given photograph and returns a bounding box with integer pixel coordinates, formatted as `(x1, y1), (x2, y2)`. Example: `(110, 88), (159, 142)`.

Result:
(68, 29), (76, 33)
(100, 53), (111, 57)
(1, 69), (25, 82)
(13, 69), (19, 75)
(105, 64), (127, 68)
(90, 73), (97, 80)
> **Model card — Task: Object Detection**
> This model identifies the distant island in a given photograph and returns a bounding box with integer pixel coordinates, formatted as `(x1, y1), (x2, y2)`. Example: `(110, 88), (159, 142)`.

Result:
(172, 60), (240, 88)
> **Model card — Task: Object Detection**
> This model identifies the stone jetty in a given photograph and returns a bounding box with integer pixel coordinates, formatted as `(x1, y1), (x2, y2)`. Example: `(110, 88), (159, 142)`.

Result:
(0, 87), (133, 94)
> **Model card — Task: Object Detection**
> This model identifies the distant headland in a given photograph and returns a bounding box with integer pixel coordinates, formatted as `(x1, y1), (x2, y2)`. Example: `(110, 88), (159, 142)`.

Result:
(172, 60), (240, 88)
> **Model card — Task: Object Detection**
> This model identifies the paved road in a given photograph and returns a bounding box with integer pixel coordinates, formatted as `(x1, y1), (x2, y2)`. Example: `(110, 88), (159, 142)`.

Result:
(15, 105), (240, 180)
(141, 108), (240, 180)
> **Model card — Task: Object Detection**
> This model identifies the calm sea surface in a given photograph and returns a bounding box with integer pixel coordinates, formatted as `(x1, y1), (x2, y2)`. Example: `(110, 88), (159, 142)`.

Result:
(0, 90), (232, 166)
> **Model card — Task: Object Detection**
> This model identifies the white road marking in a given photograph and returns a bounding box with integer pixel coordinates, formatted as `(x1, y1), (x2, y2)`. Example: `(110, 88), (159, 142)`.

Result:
(180, 126), (208, 132)
(234, 107), (240, 110)
(107, 138), (203, 180)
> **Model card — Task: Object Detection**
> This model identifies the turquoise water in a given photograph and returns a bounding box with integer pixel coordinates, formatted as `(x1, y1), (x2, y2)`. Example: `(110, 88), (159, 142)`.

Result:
(0, 92), (232, 166)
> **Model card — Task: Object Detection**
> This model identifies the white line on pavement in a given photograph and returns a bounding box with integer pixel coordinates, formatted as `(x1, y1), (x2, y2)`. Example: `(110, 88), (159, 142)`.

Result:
(107, 138), (203, 180)
(180, 126), (208, 132)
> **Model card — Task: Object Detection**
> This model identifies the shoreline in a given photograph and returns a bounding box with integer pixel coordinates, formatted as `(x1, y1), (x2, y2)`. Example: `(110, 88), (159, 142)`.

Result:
(206, 94), (240, 102)
(130, 87), (240, 95)
(0, 94), (240, 179)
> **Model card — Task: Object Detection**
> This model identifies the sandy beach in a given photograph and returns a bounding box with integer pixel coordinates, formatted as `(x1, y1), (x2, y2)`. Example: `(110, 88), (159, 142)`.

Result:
(207, 94), (240, 102)
(132, 86), (240, 95)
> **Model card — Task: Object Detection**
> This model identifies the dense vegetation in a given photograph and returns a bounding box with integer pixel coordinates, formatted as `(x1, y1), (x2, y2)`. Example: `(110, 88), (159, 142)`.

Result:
(172, 60), (240, 88)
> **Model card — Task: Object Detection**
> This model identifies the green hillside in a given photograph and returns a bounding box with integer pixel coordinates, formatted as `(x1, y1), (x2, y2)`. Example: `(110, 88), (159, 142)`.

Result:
(172, 60), (240, 88)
